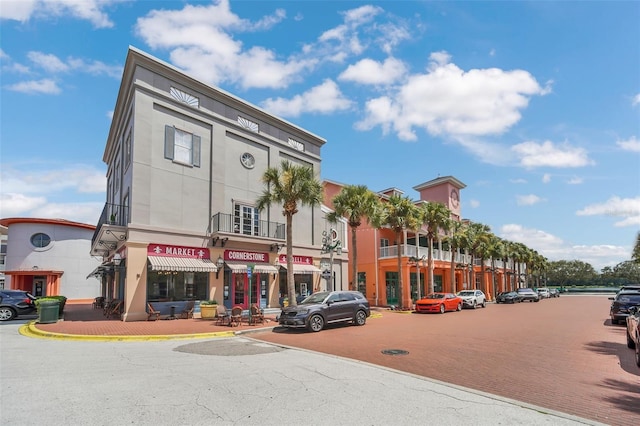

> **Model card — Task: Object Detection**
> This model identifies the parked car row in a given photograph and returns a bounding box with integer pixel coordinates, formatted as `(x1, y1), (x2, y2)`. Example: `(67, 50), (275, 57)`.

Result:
(608, 287), (640, 369)
(0, 290), (37, 321)
(494, 287), (561, 304)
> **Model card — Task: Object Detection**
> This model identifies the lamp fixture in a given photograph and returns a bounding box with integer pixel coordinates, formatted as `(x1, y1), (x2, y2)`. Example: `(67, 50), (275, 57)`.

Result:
(270, 243), (284, 252)
(215, 255), (225, 278)
(212, 237), (229, 247)
(113, 252), (122, 266)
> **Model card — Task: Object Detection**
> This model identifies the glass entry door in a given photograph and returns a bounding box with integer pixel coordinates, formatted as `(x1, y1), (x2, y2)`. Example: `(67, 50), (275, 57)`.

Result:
(385, 272), (398, 306)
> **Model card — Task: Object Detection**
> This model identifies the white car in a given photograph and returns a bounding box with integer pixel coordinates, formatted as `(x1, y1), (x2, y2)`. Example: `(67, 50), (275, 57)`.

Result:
(537, 288), (551, 299)
(456, 290), (487, 309)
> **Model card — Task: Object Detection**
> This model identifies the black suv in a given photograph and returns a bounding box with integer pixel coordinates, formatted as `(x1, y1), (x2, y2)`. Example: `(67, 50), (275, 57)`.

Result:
(609, 290), (640, 325)
(278, 290), (370, 332)
(0, 290), (37, 321)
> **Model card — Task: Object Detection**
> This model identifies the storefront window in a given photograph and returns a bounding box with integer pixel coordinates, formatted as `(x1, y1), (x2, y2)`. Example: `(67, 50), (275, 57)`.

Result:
(147, 270), (207, 302)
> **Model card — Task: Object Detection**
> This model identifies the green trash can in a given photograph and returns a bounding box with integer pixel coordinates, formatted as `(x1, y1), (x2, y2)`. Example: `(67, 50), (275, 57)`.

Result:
(38, 300), (60, 324)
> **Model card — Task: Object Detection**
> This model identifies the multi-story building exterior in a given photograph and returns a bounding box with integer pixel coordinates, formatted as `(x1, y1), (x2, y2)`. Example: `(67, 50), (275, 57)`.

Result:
(0, 218), (100, 301)
(90, 47), (347, 321)
(323, 176), (520, 309)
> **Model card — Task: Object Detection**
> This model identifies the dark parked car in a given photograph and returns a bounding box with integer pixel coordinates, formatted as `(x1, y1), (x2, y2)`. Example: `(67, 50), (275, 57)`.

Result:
(626, 306), (640, 368)
(0, 290), (37, 321)
(516, 288), (540, 302)
(278, 290), (370, 332)
(549, 288), (560, 298)
(609, 291), (640, 325)
(495, 291), (523, 304)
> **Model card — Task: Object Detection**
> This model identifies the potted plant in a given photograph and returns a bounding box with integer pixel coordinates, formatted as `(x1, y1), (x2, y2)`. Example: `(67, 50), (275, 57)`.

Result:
(200, 300), (218, 319)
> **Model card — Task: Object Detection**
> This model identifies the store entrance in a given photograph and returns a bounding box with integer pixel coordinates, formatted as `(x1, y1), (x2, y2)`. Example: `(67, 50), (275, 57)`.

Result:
(232, 273), (263, 309)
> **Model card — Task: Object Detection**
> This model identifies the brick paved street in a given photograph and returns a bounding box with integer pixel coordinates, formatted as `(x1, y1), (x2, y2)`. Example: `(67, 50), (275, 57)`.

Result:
(251, 295), (640, 426)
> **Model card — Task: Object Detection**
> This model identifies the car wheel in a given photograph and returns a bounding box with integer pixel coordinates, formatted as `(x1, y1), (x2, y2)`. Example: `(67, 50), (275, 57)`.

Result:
(627, 331), (636, 349)
(481, 300), (486, 308)
(0, 307), (16, 321)
(439, 304), (445, 314)
(307, 314), (324, 332)
(456, 303), (462, 311)
(611, 318), (618, 325)
(636, 336), (640, 367)
(354, 310), (367, 326)
(471, 300), (477, 309)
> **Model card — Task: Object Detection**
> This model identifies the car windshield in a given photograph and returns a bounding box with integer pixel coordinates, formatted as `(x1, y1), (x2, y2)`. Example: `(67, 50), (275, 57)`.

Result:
(458, 291), (474, 296)
(617, 294), (640, 303)
(427, 294), (444, 299)
(300, 292), (330, 304)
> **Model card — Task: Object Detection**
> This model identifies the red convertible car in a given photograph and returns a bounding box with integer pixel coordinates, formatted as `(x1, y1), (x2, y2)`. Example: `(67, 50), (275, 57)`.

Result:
(415, 293), (463, 314)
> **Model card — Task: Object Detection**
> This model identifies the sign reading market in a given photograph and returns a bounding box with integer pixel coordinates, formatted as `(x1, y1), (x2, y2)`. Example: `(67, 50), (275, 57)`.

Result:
(148, 244), (210, 259)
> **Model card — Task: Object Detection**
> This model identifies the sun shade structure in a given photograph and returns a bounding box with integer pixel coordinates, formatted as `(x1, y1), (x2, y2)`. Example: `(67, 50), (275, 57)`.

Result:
(147, 256), (218, 273)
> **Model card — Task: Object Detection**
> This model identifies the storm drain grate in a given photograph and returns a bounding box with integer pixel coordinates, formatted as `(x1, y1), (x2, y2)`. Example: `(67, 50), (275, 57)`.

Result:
(381, 349), (409, 356)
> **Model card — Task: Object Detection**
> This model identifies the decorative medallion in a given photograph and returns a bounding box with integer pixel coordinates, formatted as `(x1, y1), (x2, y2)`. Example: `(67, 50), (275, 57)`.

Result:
(240, 152), (255, 169)
(238, 116), (259, 133)
(170, 87), (199, 107)
(288, 138), (305, 152)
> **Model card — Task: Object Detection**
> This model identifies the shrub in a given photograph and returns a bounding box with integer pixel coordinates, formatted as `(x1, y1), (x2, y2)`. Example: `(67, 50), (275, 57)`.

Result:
(200, 300), (218, 305)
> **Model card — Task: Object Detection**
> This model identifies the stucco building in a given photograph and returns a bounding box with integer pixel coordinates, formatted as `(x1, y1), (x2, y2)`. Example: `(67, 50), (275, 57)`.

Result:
(90, 47), (346, 321)
(0, 218), (101, 301)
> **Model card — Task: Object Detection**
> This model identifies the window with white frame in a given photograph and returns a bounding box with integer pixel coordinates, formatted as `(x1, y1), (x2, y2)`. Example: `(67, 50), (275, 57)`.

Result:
(164, 125), (201, 167)
(124, 130), (131, 169)
(234, 204), (260, 236)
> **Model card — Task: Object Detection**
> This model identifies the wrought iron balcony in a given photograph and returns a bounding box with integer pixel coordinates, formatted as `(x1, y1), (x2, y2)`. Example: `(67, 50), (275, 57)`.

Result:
(210, 212), (285, 241)
(90, 203), (127, 256)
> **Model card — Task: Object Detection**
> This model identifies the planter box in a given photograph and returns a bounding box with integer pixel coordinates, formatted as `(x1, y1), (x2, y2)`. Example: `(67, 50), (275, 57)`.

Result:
(200, 304), (218, 319)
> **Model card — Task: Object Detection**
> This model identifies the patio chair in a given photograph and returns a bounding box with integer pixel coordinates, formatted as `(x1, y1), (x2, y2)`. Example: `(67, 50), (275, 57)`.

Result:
(106, 299), (123, 319)
(147, 303), (161, 321)
(249, 304), (265, 325)
(179, 301), (195, 319)
(92, 297), (105, 309)
(215, 305), (230, 326)
(230, 306), (243, 327)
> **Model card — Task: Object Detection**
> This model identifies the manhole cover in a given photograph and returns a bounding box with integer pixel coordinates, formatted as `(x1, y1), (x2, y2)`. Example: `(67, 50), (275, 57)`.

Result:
(381, 349), (409, 356)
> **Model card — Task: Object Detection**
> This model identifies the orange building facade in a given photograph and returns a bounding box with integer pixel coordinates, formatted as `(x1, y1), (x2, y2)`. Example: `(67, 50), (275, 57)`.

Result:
(323, 176), (517, 309)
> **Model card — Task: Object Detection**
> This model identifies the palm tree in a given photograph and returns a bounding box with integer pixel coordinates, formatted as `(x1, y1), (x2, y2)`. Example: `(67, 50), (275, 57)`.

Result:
(371, 194), (421, 310)
(633, 231), (640, 264)
(418, 202), (452, 294)
(466, 222), (491, 291)
(486, 234), (505, 300)
(326, 185), (380, 291)
(256, 160), (323, 307)
(444, 220), (468, 293)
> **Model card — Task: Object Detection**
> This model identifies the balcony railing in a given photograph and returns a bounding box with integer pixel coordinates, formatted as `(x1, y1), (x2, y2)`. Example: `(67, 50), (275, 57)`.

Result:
(211, 212), (285, 240)
(91, 202), (127, 246)
(379, 245), (522, 271)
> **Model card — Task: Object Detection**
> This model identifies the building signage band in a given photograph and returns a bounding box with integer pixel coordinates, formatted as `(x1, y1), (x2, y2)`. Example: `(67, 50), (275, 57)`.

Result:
(148, 244), (210, 259)
(224, 250), (268, 263)
(278, 254), (313, 265)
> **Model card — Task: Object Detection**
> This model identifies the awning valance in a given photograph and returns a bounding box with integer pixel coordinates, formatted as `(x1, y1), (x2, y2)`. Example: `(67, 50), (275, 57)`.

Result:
(148, 256), (218, 273)
(279, 264), (322, 274)
(225, 263), (279, 274)
(86, 265), (109, 279)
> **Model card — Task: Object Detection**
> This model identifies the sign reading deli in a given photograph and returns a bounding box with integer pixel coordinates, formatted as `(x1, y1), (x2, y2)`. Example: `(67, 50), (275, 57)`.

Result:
(278, 254), (313, 265)
(148, 244), (210, 259)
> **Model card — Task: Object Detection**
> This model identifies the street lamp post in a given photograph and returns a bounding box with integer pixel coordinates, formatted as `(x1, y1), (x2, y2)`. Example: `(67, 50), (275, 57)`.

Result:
(321, 228), (342, 292)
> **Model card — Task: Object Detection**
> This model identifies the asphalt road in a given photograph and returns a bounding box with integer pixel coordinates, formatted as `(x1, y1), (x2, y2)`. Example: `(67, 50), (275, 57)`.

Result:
(2, 315), (593, 426)
(250, 295), (640, 426)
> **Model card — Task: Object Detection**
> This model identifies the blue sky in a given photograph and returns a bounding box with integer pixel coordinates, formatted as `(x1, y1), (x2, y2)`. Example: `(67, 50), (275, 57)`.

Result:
(1, 0), (639, 271)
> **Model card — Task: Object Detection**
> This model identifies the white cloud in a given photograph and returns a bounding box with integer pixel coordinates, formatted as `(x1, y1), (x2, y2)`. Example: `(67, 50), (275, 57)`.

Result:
(499, 223), (629, 271)
(0, 193), (47, 217)
(511, 140), (594, 168)
(616, 136), (640, 152)
(261, 79), (353, 117)
(339, 57), (407, 85)
(516, 194), (544, 206)
(6, 79), (61, 94)
(469, 199), (480, 208)
(0, 0), (117, 28)
(510, 178), (527, 184)
(27, 51), (69, 73)
(567, 177), (583, 185)
(576, 196), (640, 227)
(542, 173), (551, 183)
(355, 51), (550, 141)
(633, 93), (640, 106)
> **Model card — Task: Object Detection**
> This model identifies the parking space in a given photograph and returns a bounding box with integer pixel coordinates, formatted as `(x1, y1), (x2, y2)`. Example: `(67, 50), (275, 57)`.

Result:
(252, 295), (639, 426)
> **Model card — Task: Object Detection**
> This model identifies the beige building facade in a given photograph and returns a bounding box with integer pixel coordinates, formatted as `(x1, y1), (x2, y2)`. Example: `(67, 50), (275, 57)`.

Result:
(91, 47), (346, 321)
